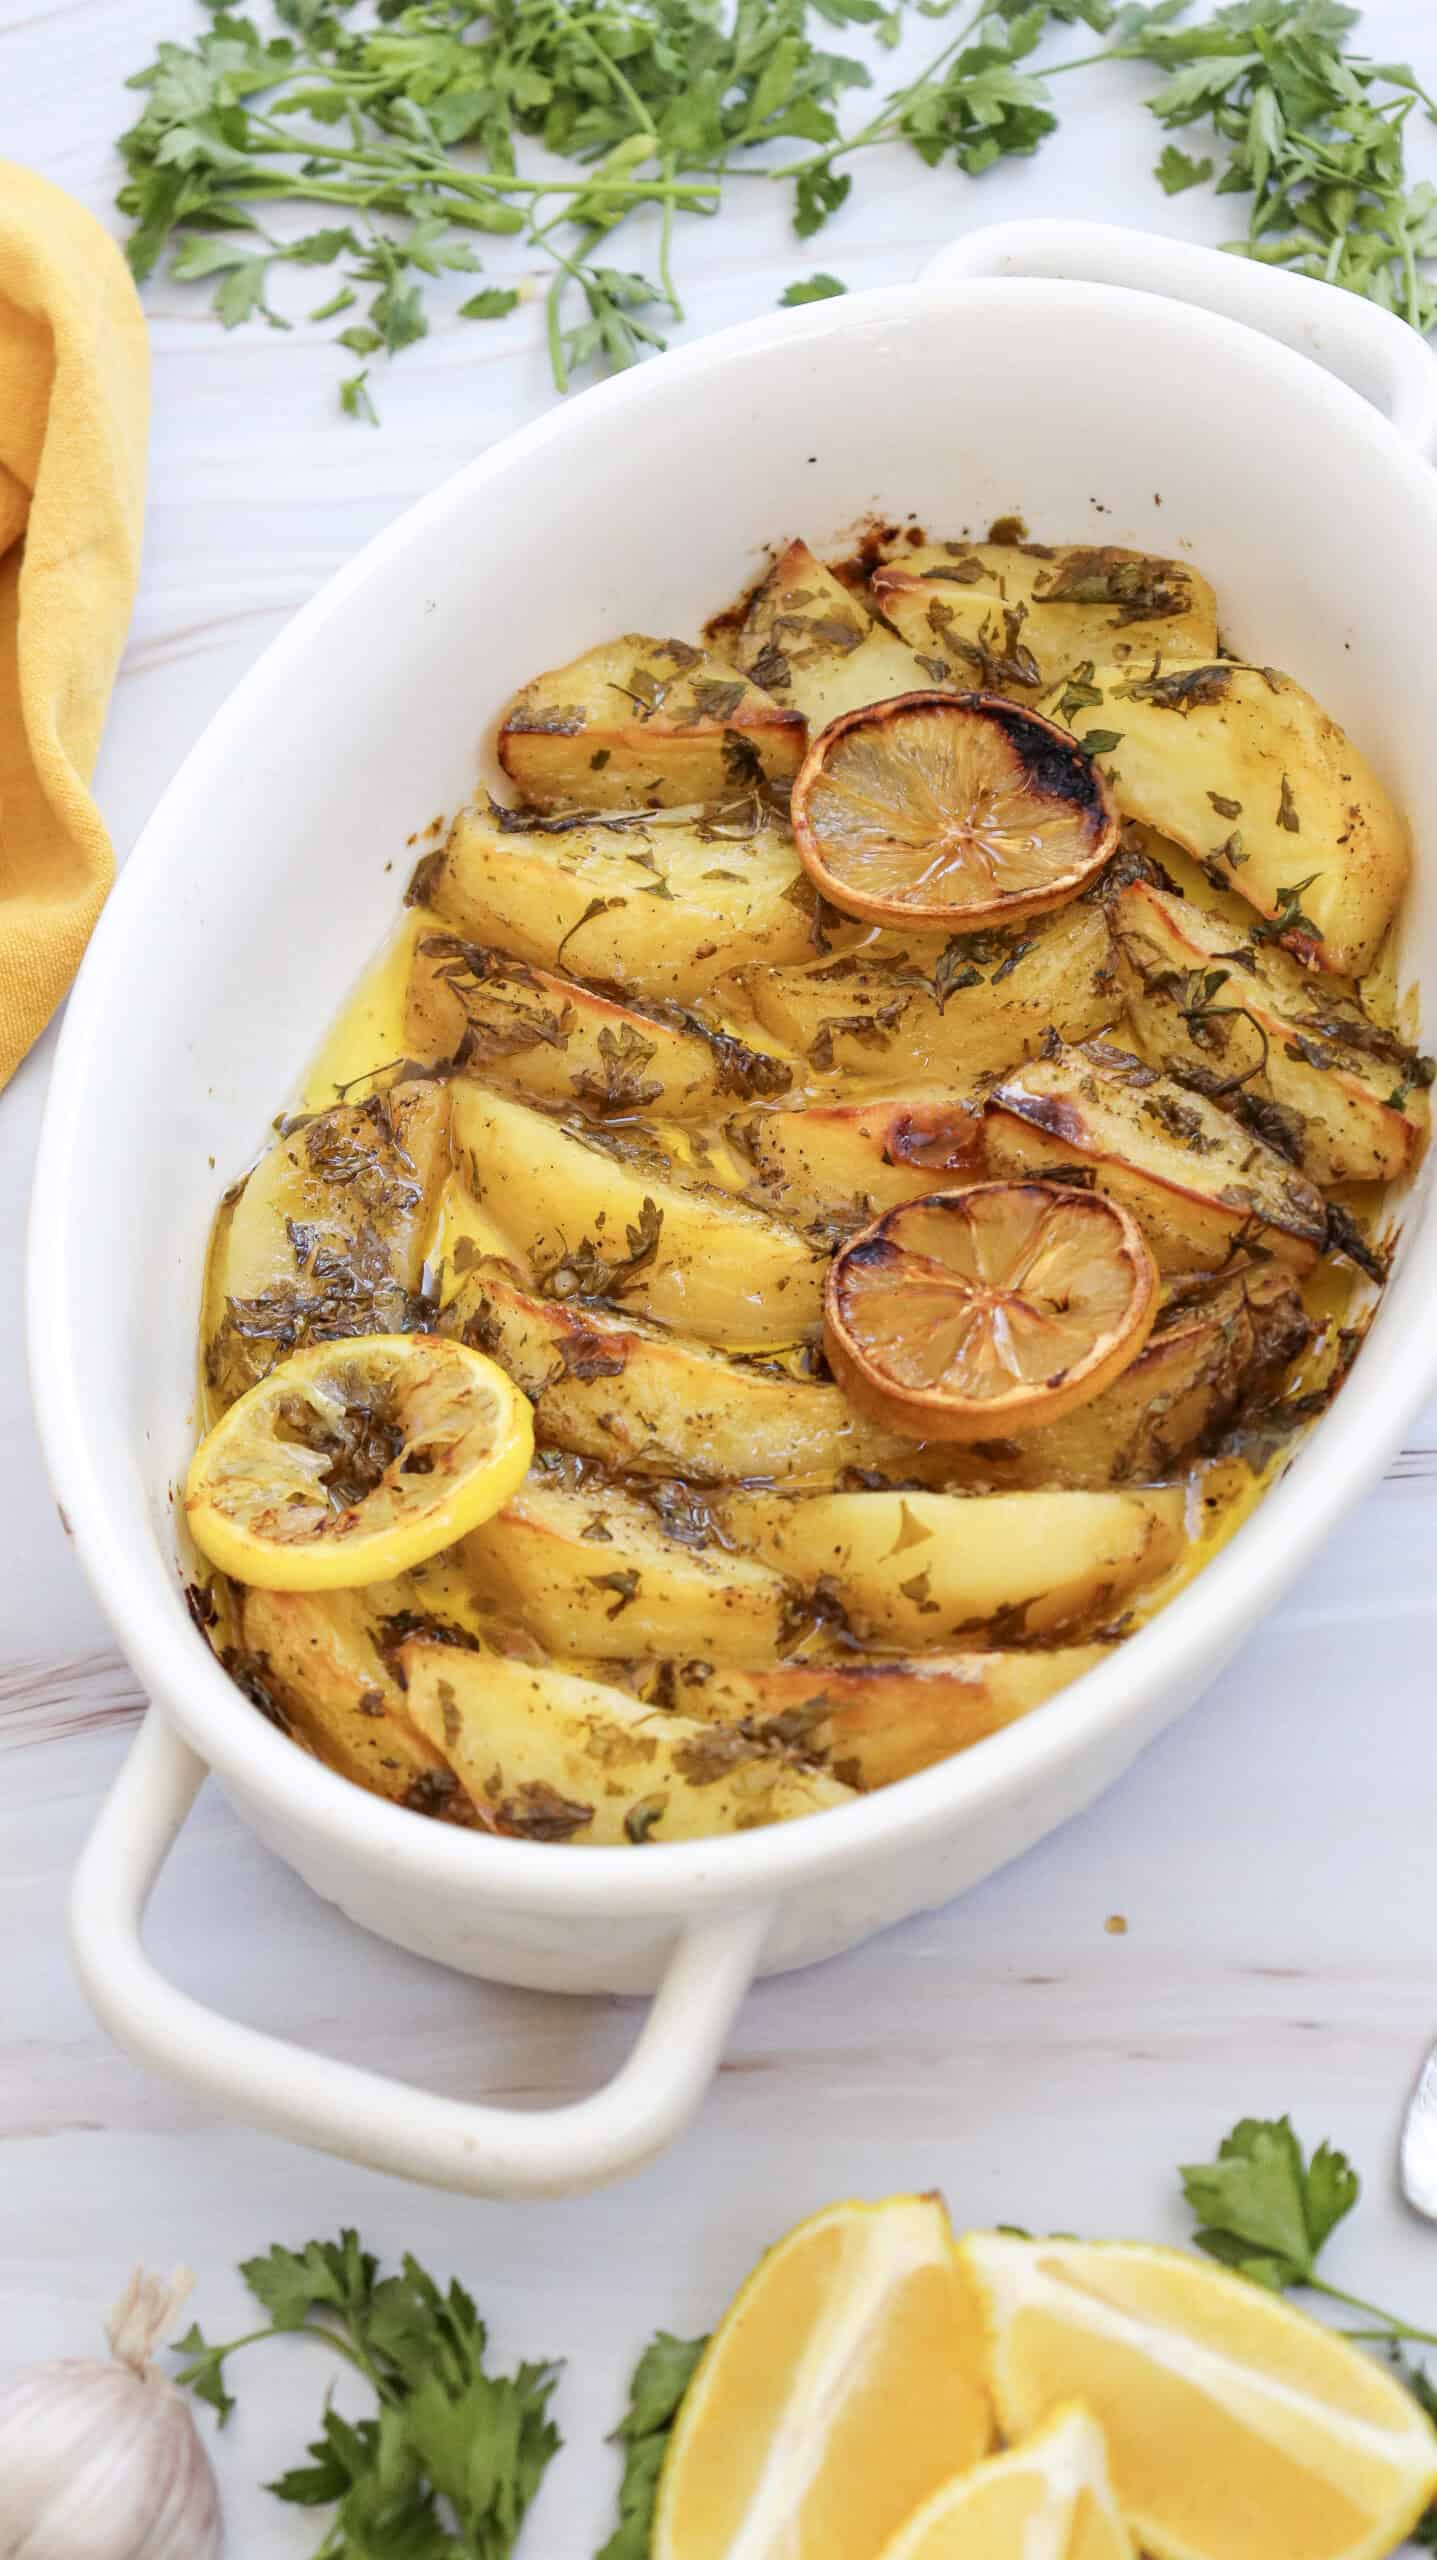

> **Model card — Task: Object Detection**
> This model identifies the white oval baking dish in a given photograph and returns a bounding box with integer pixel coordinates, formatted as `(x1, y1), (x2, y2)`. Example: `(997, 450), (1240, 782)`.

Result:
(30, 219), (1437, 2198)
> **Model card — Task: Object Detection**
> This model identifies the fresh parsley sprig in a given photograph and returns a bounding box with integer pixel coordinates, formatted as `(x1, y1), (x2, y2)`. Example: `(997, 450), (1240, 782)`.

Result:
(594, 2329), (708, 2560)
(175, 2230), (562, 2558)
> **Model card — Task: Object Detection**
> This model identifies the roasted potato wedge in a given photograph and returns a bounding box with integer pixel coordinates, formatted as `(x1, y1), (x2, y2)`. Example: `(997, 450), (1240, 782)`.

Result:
(729, 1091), (984, 1227)
(986, 1039), (1328, 1270)
(659, 1646), (1109, 1789)
(451, 1083), (826, 1348)
(1110, 879), (1429, 1185)
(714, 1486), (1183, 1644)
(203, 1080), (451, 1412)
(401, 1640), (855, 1840)
(496, 632), (806, 810)
(744, 899), (1115, 1090)
(443, 1260), (949, 1485)
(871, 539), (1218, 696)
(418, 800), (814, 1002)
(1078, 660), (1408, 977)
(940, 1262), (1311, 1489)
(461, 1474), (795, 1661)
(404, 930), (790, 1120)
(238, 1579), (482, 1823)
(732, 538), (931, 729)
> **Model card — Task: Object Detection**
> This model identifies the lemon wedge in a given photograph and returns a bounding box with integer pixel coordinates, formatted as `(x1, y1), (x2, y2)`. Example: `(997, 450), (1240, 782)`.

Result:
(184, 1334), (532, 1589)
(875, 2402), (1133, 2560)
(958, 2232), (1437, 2560)
(652, 2195), (991, 2560)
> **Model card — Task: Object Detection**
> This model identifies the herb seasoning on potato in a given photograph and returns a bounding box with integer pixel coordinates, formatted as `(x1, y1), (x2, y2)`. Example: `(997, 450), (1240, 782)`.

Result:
(184, 529), (1429, 1845)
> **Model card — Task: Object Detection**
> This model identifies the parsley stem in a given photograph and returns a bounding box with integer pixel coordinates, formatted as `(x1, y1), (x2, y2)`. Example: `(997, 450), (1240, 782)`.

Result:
(657, 151), (682, 322)
(567, 14), (658, 137)
(1308, 2279), (1437, 2354)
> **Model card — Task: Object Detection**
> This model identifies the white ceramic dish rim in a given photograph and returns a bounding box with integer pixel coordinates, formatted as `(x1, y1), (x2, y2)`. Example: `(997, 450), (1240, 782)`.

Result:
(28, 224), (1437, 2195)
(30, 223), (1437, 1921)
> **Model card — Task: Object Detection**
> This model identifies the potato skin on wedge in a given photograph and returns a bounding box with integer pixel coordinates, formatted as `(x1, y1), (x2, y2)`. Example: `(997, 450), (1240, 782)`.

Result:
(420, 800), (813, 1001)
(400, 1641), (855, 1841)
(715, 1487), (1183, 1644)
(444, 1261), (949, 1486)
(451, 1083), (827, 1349)
(938, 1263), (1310, 1490)
(204, 1080), (451, 1413)
(461, 1475), (796, 1662)
(1079, 660), (1408, 976)
(1110, 880), (1430, 1185)
(745, 899), (1114, 1091)
(497, 632), (806, 810)
(734, 538), (931, 730)
(659, 1647), (1109, 1790)
(731, 1092), (984, 1227)
(238, 1584), (481, 1824)
(986, 1040), (1328, 1271)
(405, 929), (788, 1121)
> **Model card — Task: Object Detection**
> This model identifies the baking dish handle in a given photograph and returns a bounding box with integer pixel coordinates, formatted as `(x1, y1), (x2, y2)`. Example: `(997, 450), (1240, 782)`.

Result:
(70, 1712), (774, 2197)
(920, 219), (1437, 455)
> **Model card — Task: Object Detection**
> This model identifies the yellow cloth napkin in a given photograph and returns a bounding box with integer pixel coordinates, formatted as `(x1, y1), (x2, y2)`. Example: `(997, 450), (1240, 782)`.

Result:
(0, 163), (149, 1089)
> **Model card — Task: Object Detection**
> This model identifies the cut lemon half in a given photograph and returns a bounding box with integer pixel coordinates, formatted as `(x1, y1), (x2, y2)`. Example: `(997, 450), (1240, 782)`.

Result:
(958, 2232), (1437, 2560)
(824, 1183), (1159, 1444)
(184, 1334), (533, 1589)
(790, 690), (1117, 928)
(875, 2403), (1133, 2560)
(652, 2195), (991, 2560)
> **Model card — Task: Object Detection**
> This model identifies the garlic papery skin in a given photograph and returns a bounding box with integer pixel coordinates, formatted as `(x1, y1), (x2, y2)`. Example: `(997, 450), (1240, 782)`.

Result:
(0, 2269), (221, 2560)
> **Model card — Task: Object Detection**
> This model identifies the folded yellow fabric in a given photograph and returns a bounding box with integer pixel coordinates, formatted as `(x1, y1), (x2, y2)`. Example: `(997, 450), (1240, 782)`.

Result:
(0, 163), (149, 1089)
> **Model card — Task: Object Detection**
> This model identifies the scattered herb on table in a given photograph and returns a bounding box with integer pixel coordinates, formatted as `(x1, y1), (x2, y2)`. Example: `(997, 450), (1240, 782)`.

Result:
(595, 2330), (708, 2560)
(174, 2230), (562, 2556)
(115, 0), (1437, 417)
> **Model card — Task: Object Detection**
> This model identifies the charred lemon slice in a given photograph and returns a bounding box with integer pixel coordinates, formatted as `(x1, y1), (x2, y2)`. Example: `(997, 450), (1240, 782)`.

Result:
(824, 1183), (1158, 1443)
(790, 690), (1117, 928)
(185, 1335), (533, 1589)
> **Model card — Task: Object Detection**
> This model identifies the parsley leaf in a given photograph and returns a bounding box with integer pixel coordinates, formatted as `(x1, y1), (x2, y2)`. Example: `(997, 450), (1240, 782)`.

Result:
(596, 2331), (708, 2560)
(1180, 2115), (1359, 2288)
(780, 271), (848, 302)
(175, 2232), (562, 2557)
(1156, 141), (1215, 192)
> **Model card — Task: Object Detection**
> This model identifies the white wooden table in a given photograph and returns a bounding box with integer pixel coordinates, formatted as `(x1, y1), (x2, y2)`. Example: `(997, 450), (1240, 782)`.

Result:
(6, 6), (1437, 2545)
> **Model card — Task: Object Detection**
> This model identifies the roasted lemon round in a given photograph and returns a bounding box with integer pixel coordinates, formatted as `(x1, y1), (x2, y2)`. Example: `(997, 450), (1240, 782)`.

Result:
(789, 690), (1118, 928)
(824, 1182), (1158, 1443)
(184, 1335), (533, 1589)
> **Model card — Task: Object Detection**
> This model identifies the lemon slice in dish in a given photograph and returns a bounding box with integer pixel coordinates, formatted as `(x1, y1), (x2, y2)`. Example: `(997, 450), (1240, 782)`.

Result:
(789, 690), (1117, 929)
(652, 2195), (991, 2560)
(957, 2231), (1437, 2560)
(824, 1183), (1158, 1444)
(874, 2403), (1133, 2560)
(184, 1334), (533, 1589)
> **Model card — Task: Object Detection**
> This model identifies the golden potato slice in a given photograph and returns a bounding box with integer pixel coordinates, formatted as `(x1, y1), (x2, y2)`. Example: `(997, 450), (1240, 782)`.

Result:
(400, 1641), (855, 1841)
(985, 1040), (1327, 1271)
(938, 1262), (1310, 1489)
(203, 1080), (451, 1413)
(1110, 879), (1429, 1185)
(496, 632), (806, 811)
(461, 1474), (795, 1661)
(870, 539), (1217, 697)
(238, 1580), (482, 1822)
(417, 800), (813, 1002)
(732, 539), (931, 729)
(444, 1261), (951, 1486)
(1078, 660), (1408, 976)
(731, 1091), (984, 1228)
(404, 929), (790, 1119)
(744, 899), (1114, 1091)
(451, 1083), (826, 1349)
(715, 1486), (1183, 1644)
(660, 1646), (1109, 1789)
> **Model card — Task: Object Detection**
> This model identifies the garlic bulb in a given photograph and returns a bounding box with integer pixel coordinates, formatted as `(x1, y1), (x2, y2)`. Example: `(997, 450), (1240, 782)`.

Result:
(0, 2269), (221, 2560)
